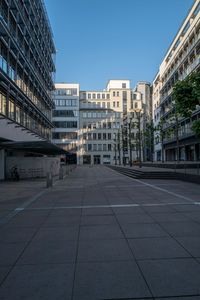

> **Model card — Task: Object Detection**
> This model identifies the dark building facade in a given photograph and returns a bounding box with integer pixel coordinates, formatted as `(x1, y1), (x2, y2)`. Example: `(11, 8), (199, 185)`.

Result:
(0, 0), (56, 180)
(0, 0), (56, 140)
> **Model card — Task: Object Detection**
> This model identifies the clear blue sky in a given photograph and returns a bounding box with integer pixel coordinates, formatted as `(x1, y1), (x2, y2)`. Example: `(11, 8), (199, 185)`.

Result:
(45, 0), (194, 90)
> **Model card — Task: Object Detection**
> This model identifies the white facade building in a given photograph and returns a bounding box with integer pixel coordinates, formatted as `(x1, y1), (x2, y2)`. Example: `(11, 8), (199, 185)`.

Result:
(77, 80), (151, 165)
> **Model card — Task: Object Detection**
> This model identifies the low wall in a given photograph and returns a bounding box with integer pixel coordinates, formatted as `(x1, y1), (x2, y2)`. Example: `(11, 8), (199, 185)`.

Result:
(6, 157), (60, 179)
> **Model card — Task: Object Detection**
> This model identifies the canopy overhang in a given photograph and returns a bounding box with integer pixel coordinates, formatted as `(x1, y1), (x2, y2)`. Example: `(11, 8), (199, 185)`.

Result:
(0, 141), (69, 155)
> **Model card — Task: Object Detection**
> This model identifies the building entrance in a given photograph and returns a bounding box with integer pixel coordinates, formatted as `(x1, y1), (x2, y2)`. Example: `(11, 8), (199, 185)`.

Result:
(94, 155), (101, 164)
(83, 155), (91, 164)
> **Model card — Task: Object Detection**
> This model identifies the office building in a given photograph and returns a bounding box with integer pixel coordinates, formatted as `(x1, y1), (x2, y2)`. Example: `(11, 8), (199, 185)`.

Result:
(153, 0), (200, 161)
(52, 83), (79, 164)
(77, 80), (151, 165)
(0, 0), (60, 179)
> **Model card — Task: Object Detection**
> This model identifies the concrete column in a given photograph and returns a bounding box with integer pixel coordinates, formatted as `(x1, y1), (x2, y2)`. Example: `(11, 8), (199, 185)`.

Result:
(0, 149), (5, 180)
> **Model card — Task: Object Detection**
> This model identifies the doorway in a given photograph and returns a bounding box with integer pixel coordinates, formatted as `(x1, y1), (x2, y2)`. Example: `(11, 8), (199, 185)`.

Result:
(94, 155), (101, 164)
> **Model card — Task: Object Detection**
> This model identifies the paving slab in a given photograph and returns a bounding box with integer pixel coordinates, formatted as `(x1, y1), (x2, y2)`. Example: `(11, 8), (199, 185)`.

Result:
(79, 224), (124, 240)
(80, 215), (117, 225)
(128, 237), (190, 260)
(32, 225), (79, 242)
(0, 264), (75, 300)
(0, 242), (27, 266)
(0, 227), (37, 243)
(17, 240), (77, 264)
(160, 221), (200, 237)
(116, 212), (155, 224)
(121, 223), (169, 238)
(139, 258), (200, 297)
(0, 267), (11, 285)
(77, 238), (133, 262)
(177, 236), (200, 257)
(73, 261), (151, 300)
(150, 212), (191, 222)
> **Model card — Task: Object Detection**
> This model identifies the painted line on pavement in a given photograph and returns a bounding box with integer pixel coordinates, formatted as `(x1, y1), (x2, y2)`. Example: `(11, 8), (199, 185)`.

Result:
(108, 166), (197, 203)
(134, 179), (197, 203)
(18, 201), (199, 211)
(0, 189), (47, 226)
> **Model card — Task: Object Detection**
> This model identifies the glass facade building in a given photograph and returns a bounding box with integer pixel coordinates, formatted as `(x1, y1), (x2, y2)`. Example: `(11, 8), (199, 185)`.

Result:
(0, 0), (56, 140)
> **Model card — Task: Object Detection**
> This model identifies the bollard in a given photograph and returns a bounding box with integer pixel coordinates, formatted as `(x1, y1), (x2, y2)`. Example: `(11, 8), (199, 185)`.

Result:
(59, 167), (64, 180)
(46, 172), (53, 188)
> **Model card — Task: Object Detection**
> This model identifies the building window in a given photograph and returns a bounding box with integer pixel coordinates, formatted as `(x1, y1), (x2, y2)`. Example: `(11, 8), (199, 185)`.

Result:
(53, 110), (78, 117)
(88, 94), (91, 99)
(98, 133), (101, 140)
(113, 102), (115, 107)
(53, 121), (78, 128)
(97, 93), (100, 99)
(8, 100), (15, 120)
(117, 101), (119, 107)
(117, 91), (119, 97)
(106, 94), (110, 99)
(0, 92), (6, 115)
(113, 91), (115, 97)
(122, 83), (126, 88)
(108, 144), (112, 151)
(93, 133), (96, 140)
(108, 133), (111, 140)
(92, 93), (96, 99)
(52, 132), (77, 140)
(103, 133), (106, 139)
(93, 144), (97, 151)
(107, 102), (110, 109)
(98, 144), (102, 151)
(88, 144), (92, 151)
(103, 144), (107, 151)
(102, 94), (105, 99)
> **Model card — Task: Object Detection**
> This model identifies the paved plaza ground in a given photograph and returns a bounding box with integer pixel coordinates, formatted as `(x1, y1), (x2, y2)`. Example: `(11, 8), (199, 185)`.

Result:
(0, 166), (200, 300)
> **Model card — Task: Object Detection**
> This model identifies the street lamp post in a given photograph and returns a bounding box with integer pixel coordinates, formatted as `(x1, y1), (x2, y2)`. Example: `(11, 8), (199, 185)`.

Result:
(114, 133), (117, 165)
(128, 117), (133, 167)
(117, 129), (121, 165)
(135, 109), (142, 168)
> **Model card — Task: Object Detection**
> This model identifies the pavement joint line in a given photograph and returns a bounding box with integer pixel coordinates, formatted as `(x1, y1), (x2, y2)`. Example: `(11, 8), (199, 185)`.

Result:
(0, 189), (47, 226)
(18, 201), (199, 211)
(130, 178), (197, 203)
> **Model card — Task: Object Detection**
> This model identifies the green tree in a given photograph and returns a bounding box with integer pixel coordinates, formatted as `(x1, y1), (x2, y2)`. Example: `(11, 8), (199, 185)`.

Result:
(173, 71), (200, 136)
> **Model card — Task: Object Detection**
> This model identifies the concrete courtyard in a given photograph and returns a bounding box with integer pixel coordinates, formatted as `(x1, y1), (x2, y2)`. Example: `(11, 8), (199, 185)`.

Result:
(0, 165), (200, 300)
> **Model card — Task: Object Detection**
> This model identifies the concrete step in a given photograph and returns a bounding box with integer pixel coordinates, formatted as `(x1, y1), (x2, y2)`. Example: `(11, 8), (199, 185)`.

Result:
(108, 165), (178, 180)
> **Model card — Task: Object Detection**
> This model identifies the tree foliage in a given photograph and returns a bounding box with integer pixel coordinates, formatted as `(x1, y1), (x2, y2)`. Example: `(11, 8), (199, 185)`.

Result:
(172, 71), (200, 135)
(192, 119), (200, 137)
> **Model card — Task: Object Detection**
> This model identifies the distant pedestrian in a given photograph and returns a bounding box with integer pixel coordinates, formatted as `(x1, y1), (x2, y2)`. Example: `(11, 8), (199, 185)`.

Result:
(11, 166), (20, 181)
